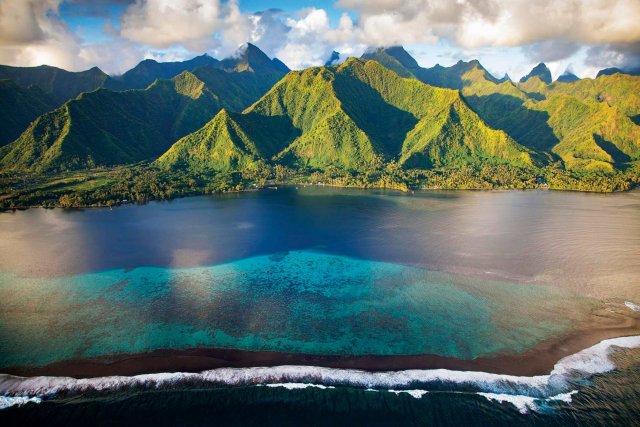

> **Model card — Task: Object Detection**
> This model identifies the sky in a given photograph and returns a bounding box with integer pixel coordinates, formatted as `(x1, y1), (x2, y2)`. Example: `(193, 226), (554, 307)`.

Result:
(0, 0), (639, 80)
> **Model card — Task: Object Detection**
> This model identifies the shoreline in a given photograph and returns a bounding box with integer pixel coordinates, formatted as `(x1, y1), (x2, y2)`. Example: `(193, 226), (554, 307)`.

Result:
(2, 183), (638, 213)
(3, 309), (639, 379)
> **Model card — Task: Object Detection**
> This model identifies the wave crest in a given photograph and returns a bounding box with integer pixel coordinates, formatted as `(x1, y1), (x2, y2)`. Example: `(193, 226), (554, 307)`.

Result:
(1, 335), (638, 413)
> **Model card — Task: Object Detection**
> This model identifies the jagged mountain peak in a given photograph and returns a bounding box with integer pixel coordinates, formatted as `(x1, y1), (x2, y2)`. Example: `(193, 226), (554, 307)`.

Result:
(556, 70), (580, 83)
(497, 73), (512, 83)
(325, 51), (341, 66)
(520, 63), (552, 84)
(362, 46), (421, 71)
(596, 67), (640, 78)
(219, 43), (289, 74)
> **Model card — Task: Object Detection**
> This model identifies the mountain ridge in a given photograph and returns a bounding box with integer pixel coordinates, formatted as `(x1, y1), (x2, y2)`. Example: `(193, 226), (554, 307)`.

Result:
(361, 47), (640, 172)
(1, 45), (638, 178)
(158, 58), (534, 172)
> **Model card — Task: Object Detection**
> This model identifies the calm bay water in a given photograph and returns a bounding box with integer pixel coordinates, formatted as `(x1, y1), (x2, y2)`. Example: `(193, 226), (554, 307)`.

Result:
(1, 187), (639, 424)
(1, 187), (639, 299)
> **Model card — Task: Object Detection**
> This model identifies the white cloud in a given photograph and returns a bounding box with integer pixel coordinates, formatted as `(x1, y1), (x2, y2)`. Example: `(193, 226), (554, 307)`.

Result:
(521, 40), (581, 63)
(1, 0), (639, 79)
(119, 0), (253, 58)
(79, 39), (145, 74)
(273, 8), (335, 69)
(245, 9), (290, 56)
(0, 0), (62, 45)
(585, 42), (640, 71)
(244, 8), (365, 70)
(0, 0), (150, 74)
(337, 0), (640, 48)
(120, 0), (224, 50)
(0, 0), (85, 69)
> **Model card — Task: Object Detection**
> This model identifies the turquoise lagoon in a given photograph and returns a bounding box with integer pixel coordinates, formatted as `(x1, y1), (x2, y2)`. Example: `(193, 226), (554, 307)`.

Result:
(0, 250), (593, 368)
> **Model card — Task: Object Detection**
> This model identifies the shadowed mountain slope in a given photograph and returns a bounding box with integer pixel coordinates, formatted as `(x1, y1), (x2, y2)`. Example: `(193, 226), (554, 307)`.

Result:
(0, 79), (55, 147)
(520, 63), (552, 84)
(0, 64), (109, 104)
(105, 54), (219, 90)
(365, 47), (640, 172)
(0, 72), (222, 172)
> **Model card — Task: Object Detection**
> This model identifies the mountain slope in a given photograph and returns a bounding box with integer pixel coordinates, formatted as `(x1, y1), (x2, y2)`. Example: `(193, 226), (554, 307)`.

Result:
(0, 79), (55, 147)
(0, 44), (290, 173)
(536, 94), (640, 171)
(191, 65), (287, 112)
(557, 71), (580, 83)
(520, 63), (552, 84)
(217, 43), (288, 74)
(361, 46), (422, 78)
(364, 47), (640, 172)
(159, 58), (532, 172)
(544, 74), (640, 118)
(0, 64), (109, 104)
(105, 54), (219, 90)
(158, 109), (264, 171)
(105, 43), (289, 104)
(597, 67), (640, 78)
(0, 72), (222, 172)
(361, 46), (503, 90)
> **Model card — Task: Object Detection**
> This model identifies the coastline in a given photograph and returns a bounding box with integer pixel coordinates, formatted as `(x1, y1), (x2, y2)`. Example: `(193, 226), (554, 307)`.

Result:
(4, 309), (638, 379)
(2, 184), (638, 213)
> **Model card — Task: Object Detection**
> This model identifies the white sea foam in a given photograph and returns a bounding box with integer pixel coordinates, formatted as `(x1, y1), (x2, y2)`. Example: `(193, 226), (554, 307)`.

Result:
(550, 335), (640, 377)
(548, 390), (579, 403)
(625, 301), (640, 312)
(0, 395), (42, 410)
(0, 336), (638, 412)
(477, 390), (578, 414)
(388, 389), (429, 399)
(265, 383), (334, 390)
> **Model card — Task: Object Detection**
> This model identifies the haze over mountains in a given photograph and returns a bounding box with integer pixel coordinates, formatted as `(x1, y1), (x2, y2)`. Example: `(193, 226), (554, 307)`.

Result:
(0, 44), (638, 175)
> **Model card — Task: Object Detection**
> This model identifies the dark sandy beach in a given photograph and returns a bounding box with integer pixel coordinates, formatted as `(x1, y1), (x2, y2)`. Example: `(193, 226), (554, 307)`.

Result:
(4, 305), (639, 379)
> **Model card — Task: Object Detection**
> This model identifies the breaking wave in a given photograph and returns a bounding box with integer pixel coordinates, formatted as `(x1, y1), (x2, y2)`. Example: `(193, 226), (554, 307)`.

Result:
(1, 336), (638, 414)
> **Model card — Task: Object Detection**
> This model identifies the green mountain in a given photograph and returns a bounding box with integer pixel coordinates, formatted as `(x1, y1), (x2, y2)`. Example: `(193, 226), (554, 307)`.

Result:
(185, 44), (290, 113)
(0, 72), (222, 172)
(104, 44), (289, 94)
(597, 67), (640, 78)
(3, 45), (638, 178)
(0, 44), (288, 104)
(157, 109), (273, 171)
(535, 94), (640, 171)
(497, 73), (512, 83)
(105, 54), (219, 90)
(158, 58), (533, 172)
(519, 63), (552, 84)
(217, 43), (287, 74)
(361, 46), (424, 79)
(0, 44), (290, 173)
(544, 74), (640, 118)
(188, 66), (283, 113)
(0, 64), (109, 104)
(362, 47), (503, 90)
(365, 47), (640, 172)
(0, 79), (55, 147)
(556, 71), (580, 83)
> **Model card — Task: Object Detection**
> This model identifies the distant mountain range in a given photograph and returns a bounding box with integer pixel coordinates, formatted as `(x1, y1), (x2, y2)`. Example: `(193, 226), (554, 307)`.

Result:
(0, 43), (289, 148)
(596, 67), (640, 78)
(0, 44), (638, 176)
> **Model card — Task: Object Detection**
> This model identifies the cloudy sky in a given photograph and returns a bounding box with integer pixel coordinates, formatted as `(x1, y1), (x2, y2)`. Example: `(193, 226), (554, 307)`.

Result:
(0, 0), (639, 80)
